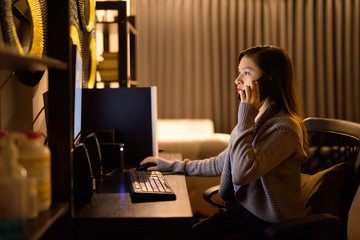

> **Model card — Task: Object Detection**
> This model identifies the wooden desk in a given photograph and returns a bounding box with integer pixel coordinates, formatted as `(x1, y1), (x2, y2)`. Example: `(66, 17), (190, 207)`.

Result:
(73, 170), (193, 239)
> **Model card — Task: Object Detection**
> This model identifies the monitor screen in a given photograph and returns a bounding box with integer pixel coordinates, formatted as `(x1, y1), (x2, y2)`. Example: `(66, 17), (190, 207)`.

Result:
(73, 45), (83, 144)
(81, 87), (158, 168)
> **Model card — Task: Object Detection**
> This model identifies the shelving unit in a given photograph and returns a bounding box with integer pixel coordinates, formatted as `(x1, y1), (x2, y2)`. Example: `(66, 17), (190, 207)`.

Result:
(27, 202), (69, 240)
(0, 1), (135, 239)
(0, 47), (70, 240)
(0, 2), (72, 239)
(0, 0), (77, 239)
(0, 47), (67, 71)
(95, 1), (128, 87)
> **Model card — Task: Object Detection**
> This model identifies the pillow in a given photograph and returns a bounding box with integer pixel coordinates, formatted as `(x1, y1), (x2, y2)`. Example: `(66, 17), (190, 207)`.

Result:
(301, 162), (349, 217)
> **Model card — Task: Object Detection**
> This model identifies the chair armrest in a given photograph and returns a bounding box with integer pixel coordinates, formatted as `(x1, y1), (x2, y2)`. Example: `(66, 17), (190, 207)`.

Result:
(203, 185), (226, 208)
(264, 213), (340, 240)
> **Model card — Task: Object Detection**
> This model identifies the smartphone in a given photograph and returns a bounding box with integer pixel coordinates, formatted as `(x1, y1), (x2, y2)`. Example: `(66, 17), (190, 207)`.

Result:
(237, 75), (275, 102)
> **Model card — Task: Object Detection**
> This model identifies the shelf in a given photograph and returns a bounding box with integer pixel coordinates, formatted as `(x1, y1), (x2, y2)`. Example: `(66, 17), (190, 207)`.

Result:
(27, 201), (70, 240)
(96, 21), (118, 24)
(0, 47), (67, 71)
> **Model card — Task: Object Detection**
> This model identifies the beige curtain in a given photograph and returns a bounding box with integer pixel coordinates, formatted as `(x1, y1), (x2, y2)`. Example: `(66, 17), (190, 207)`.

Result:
(136, 0), (360, 133)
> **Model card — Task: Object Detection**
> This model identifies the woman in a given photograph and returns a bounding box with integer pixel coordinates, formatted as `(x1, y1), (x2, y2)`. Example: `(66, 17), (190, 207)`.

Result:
(140, 45), (309, 239)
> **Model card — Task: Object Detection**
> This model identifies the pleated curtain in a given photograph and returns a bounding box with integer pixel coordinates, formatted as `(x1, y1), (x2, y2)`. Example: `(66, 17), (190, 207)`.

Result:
(136, 0), (360, 133)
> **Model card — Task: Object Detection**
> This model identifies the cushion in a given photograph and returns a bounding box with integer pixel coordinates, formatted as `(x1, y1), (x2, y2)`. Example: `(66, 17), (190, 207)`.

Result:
(157, 118), (215, 137)
(301, 162), (349, 217)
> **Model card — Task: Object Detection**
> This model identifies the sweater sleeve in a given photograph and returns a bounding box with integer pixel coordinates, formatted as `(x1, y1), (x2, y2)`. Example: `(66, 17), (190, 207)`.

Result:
(156, 146), (229, 176)
(231, 103), (305, 186)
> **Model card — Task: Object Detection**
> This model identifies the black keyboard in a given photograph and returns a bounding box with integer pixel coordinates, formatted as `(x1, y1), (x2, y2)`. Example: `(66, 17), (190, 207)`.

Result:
(128, 170), (176, 202)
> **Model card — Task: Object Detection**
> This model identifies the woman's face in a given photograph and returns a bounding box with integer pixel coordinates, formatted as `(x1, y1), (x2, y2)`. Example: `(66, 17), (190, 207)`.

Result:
(234, 56), (263, 95)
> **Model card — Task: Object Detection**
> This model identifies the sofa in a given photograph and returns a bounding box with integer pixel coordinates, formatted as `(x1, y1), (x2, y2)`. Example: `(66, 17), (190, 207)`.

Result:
(157, 118), (230, 216)
(157, 118), (230, 160)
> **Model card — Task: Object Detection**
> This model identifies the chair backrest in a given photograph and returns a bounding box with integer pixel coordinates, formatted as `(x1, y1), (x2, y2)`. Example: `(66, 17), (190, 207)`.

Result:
(303, 117), (360, 187)
(302, 117), (360, 239)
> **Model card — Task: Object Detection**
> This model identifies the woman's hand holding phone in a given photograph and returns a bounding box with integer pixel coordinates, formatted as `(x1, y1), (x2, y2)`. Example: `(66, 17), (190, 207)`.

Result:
(239, 81), (262, 110)
(238, 74), (275, 109)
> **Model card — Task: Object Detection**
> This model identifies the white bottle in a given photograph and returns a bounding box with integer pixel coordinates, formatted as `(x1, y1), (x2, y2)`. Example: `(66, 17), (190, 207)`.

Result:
(18, 132), (52, 212)
(27, 178), (39, 219)
(0, 133), (28, 240)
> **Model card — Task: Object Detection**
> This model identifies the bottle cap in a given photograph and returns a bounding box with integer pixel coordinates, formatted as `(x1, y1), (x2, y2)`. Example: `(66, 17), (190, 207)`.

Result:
(26, 132), (42, 139)
(0, 131), (8, 138)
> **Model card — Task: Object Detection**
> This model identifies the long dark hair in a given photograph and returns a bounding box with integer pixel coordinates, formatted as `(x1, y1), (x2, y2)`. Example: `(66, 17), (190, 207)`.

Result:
(239, 45), (308, 151)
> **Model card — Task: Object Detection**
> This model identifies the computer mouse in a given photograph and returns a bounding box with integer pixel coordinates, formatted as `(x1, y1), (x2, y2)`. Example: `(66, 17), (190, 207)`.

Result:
(137, 162), (157, 171)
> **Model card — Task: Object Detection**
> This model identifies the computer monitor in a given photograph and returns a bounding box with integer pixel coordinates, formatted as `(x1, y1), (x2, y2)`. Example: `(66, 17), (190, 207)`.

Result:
(72, 45), (83, 146)
(44, 45), (83, 146)
(81, 87), (158, 168)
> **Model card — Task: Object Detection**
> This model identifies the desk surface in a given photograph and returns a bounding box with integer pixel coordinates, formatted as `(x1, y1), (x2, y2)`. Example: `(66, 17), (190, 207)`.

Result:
(74, 170), (193, 239)
(74, 170), (193, 220)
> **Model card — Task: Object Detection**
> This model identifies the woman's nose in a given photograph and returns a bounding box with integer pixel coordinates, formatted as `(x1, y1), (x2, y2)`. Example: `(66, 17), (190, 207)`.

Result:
(235, 75), (243, 85)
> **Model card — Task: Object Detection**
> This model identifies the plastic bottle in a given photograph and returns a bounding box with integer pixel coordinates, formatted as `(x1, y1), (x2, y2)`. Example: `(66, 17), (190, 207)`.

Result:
(0, 131), (7, 152)
(0, 133), (28, 240)
(18, 132), (51, 212)
(27, 178), (38, 219)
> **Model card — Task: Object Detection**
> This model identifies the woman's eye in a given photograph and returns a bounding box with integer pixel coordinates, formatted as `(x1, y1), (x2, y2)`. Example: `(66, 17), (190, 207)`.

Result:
(237, 71), (250, 76)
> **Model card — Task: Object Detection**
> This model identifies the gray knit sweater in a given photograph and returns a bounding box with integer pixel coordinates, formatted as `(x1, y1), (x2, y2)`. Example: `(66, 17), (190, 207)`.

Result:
(157, 102), (308, 223)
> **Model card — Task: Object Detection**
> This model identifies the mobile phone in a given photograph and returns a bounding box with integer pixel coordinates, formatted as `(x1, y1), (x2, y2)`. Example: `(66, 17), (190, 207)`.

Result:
(237, 75), (275, 102)
(257, 74), (275, 101)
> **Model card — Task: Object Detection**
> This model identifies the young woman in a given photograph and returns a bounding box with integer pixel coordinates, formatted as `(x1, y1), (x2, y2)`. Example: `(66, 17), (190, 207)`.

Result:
(140, 45), (309, 239)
